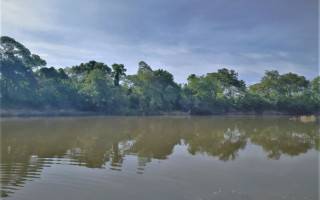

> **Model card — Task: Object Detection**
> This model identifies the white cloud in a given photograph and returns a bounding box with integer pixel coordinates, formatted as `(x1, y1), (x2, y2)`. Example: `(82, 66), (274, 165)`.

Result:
(242, 53), (271, 60)
(2, 0), (62, 32)
(140, 43), (191, 56)
(277, 51), (289, 57)
(37, 53), (48, 57)
(2, 0), (317, 84)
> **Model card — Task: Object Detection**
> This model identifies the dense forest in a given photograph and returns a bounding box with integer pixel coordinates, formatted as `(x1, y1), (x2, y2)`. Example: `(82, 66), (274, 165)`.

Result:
(0, 36), (319, 115)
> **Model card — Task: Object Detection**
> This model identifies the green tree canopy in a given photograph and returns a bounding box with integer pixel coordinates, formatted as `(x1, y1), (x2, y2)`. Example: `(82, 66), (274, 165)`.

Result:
(0, 36), (46, 106)
(72, 60), (111, 75)
(112, 63), (127, 86)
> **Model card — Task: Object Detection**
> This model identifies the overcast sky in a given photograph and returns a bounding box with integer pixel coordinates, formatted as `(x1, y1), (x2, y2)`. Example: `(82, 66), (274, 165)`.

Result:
(2, 0), (318, 84)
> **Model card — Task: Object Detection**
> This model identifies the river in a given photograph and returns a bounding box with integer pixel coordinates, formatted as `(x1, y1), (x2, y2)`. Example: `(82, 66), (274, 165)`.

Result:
(1, 116), (318, 200)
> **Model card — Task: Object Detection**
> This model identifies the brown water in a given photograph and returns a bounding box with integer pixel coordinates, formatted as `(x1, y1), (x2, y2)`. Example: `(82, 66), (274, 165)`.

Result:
(0, 116), (319, 200)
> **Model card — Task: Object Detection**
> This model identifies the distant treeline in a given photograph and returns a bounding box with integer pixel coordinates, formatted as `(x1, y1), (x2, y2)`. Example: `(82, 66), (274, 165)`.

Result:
(1, 36), (319, 115)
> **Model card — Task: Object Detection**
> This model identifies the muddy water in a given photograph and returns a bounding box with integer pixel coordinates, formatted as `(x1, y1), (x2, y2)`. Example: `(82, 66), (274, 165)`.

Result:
(1, 116), (319, 200)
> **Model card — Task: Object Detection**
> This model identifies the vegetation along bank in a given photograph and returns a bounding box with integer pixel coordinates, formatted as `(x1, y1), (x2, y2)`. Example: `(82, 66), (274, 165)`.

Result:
(1, 36), (319, 116)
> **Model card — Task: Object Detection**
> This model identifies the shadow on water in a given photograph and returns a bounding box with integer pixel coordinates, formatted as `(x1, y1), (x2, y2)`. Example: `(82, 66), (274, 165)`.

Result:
(0, 116), (319, 197)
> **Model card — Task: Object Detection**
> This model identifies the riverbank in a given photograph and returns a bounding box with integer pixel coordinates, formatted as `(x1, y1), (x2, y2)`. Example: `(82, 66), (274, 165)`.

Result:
(0, 109), (106, 117)
(0, 109), (303, 117)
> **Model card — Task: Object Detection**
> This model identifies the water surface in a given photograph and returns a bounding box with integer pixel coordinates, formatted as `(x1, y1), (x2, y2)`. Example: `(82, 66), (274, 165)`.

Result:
(1, 116), (319, 200)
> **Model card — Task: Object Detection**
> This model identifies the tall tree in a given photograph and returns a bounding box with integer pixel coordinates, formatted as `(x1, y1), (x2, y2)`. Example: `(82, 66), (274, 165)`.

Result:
(128, 62), (180, 113)
(137, 61), (153, 75)
(112, 64), (126, 86)
(0, 36), (46, 106)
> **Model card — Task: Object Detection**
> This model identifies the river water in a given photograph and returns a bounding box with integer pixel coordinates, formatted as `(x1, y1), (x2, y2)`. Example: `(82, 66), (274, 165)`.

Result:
(0, 116), (319, 200)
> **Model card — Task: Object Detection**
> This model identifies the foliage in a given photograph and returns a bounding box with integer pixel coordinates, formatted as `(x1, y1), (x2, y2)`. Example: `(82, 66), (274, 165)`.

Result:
(112, 63), (126, 86)
(0, 36), (46, 107)
(127, 63), (180, 114)
(181, 69), (246, 114)
(0, 36), (319, 115)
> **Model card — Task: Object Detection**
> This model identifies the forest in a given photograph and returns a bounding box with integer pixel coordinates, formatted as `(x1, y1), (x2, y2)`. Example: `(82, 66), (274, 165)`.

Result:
(0, 36), (319, 115)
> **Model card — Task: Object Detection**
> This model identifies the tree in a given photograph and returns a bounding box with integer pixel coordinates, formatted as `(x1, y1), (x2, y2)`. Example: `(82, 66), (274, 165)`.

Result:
(310, 76), (320, 113)
(311, 76), (320, 102)
(37, 67), (75, 108)
(278, 73), (309, 98)
(254, 70), (280, 103)
(182, 68), (246, 114)
(0, 36), (318, 115)
(0, 36), (46, 68)
(127, 62), (180, 113)
(112, 64), (126, 86)
(137, 61), (153, 75)
(0, 36), (46, 106)
(248, 70), (313, 114)
(78, 69), (114, 111)
(72, 61), (111, 75)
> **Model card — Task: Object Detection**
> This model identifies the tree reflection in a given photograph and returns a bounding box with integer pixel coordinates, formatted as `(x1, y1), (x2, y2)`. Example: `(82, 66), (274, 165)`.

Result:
(1, 116), (318, 197)
(184, 128), (247, 161)
(246, 118), (318, 160)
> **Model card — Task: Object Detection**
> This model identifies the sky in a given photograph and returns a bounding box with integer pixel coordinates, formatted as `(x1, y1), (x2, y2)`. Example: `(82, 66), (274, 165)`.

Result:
(1, 0), (319, 84)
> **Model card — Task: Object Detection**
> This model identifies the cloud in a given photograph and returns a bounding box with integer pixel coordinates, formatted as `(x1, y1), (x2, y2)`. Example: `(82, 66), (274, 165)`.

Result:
(2, 0), (62, 32)
(2, 0), (318, 84)
(277, 51), (289, 58)
(242, 53), (272, 60)
(37, 53), (49, 57)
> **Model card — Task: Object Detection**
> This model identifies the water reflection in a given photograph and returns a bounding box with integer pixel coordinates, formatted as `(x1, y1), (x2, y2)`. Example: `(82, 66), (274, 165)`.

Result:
(1, 116), (318, 198)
